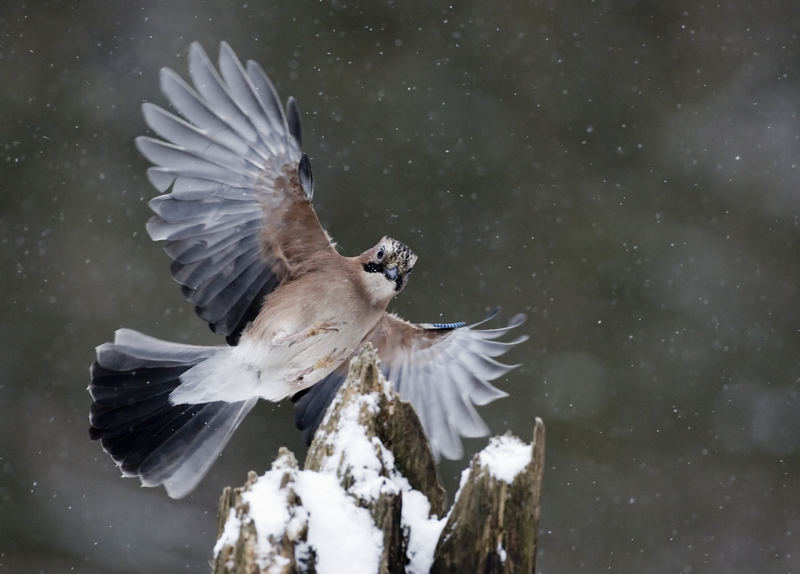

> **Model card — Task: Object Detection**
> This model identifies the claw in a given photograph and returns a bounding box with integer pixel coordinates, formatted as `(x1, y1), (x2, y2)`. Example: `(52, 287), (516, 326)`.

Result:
(287, 348), (340, 385)
(313, 347), (339, 370)
(289, 365), (315, 383)
(273, 322), (340, 346)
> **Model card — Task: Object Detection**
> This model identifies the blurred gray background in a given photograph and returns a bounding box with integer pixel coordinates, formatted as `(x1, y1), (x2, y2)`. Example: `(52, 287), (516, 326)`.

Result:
(2, 1), (798, 572)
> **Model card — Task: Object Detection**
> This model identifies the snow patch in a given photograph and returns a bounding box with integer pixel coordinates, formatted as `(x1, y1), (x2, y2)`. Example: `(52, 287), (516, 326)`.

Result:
(497, 541), (507, 563)
(318, 392), (399, 502)
(296, 471), (383, 573)
(401, 485), (447, 573)
(213, 459), (384, 574)
(478, 434), (531, 483)
(212, 507), (241, 559)
(244, 472), (292, 545)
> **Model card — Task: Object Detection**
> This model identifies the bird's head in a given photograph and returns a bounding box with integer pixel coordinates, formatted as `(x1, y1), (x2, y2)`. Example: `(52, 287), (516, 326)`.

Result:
(361, 237), (417, 297)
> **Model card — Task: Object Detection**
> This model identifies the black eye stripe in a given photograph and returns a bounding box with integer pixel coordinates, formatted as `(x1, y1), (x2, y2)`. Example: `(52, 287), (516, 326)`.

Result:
(363, 262), (383, 274)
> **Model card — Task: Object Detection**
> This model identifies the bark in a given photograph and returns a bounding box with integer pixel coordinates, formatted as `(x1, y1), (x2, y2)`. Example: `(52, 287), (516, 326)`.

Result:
(431, 420), (545, 574)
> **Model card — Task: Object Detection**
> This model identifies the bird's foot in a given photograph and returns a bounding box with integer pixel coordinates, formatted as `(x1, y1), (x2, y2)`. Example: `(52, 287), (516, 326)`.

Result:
(313, 348), (339, 371)
(288, 365), (315, 383)
(288, 348), (340, 385)
(273, 321), (339, 346)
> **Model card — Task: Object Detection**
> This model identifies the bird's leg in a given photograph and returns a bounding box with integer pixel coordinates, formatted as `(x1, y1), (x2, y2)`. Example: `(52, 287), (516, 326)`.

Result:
(288, 365), (315, 382)
(273, 321), (339, 346)
(313, 348), (339, 371)
(287, 348), (339, 383)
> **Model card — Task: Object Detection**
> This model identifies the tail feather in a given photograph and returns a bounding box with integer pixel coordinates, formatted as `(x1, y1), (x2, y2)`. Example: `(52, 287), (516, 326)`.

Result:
(88, 329), (255, 498)
(89, 364), (187, 404)
(137, 399), (255, 498)
(90, 369), (188, 432)
(95, 328), (217, 369)
(92, 398), (206, 475)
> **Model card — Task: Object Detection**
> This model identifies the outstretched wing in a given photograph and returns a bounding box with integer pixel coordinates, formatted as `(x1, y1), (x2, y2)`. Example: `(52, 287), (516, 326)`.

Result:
(136, 42), (334, 344)
(292, 309), (527, 460)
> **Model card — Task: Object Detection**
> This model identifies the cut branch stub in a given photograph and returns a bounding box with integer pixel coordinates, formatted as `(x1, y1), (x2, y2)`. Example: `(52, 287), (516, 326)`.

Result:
(431, 419), (546, 574)
(213, 453), (310, 574)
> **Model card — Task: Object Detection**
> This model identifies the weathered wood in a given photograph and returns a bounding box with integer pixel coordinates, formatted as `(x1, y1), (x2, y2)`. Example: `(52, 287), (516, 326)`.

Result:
(431, 420), (545, 574)
(213, 459), (310, 574)
(213, 345), (544, 573)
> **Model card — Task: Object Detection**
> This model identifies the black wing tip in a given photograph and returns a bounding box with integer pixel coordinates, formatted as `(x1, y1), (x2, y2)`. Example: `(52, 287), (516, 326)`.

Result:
(88, 424), (103, 441)
(299, 153), (313, 198)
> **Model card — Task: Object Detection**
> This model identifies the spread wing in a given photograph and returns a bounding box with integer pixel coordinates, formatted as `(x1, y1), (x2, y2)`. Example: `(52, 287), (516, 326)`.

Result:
(136, 42), (334, 344)
(292, 309), (527, 460)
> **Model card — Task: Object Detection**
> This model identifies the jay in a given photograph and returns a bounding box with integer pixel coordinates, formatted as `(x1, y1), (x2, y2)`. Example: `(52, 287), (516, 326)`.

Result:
(89, 42), (527, 498)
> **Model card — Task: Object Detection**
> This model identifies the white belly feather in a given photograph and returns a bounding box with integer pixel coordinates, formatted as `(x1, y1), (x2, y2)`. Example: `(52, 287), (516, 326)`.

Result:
(170, 313), (373, 405)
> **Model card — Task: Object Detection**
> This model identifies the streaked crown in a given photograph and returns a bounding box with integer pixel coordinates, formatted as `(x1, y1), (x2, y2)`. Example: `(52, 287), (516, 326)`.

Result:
(381, 237), (417, 275)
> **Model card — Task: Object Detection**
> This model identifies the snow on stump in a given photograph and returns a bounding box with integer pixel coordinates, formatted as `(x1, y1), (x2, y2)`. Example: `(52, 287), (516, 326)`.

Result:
(431, 420), (545, 573)
(213, 344), (545, 573)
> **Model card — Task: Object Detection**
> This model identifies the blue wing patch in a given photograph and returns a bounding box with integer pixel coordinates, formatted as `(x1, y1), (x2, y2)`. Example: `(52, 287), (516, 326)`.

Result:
(423, 321), (467, 330)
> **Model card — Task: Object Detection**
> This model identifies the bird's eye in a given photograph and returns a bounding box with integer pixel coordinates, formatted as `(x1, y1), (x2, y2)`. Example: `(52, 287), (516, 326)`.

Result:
(376, 247), (385, 260)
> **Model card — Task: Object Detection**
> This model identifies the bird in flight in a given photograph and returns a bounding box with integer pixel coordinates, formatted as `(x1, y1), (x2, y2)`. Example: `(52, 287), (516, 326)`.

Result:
(89, 42), (527, 498)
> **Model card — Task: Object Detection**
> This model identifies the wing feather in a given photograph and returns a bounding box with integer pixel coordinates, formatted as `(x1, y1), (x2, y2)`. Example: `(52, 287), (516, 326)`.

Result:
(371, 311), (526, 459)
(159, 68), (252, 155)
(187, 43), (261, 146)
(139, 43), (334, 344)
(245, 60), (299, 155)
(218, 42), (277, 145)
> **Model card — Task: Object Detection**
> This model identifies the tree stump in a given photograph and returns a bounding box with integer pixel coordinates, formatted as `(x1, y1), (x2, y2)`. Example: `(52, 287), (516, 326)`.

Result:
(213, 344), (545, 573)
(431, 420), (545, 573)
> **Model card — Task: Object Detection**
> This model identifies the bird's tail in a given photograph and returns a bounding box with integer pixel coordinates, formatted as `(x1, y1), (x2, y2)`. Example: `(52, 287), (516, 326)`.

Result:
(88, 329), (256, 498)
